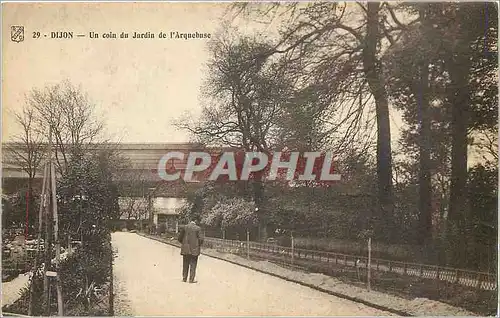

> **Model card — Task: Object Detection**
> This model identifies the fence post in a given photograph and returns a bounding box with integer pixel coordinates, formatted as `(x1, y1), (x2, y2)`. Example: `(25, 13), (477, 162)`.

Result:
(476, 273), (482, 290)
(404, 262), (407, 275)
(356, 259), (360, 280)
(455, 269), (460, 284)
(420, 265), (424, 277)
(246, 230), (250, 260)
(291, 232), (294, 266)
(436, 266), (440, 280)
(367, 237), (371, 291)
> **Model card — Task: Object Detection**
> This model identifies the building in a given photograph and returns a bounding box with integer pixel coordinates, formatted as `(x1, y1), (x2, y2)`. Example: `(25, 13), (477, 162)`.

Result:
(153, 197), (186, 232)
(2, 142), (209, 232)
(1, 142), (211, 196)
(117, 196), (186, 232)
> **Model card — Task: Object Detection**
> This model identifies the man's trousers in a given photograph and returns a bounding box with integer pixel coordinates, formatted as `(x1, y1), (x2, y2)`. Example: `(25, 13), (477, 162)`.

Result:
(182, 254), (199, 282)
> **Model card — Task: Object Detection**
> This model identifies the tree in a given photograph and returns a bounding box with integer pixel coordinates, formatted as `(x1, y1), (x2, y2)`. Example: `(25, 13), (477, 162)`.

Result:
(467, 163), (497, 271)
(407, 3), (498, 265)
(231, 2), (421, 241)
(23, 80), (105, 176)
(201, 196), (258, 232)
(176, 33), (297, 241)
(4, 105), (46, 234)
(2, 190), (41, 233)
(385, 3), (497, 264)
(362, 2), (395, 238)
(471, 129), (498, 165)
(119, 196), (148, 221)
(57, 149), (119, 245)
(115, 164), (151, 222)
(385, 4), (448, 244)
(177, 187), (205, 225)
(5, 105), (46, 185)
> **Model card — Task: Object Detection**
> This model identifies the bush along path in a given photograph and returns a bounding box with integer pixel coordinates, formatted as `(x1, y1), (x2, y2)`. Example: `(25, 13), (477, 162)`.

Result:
(3, 235), (114, 316)
(139, 232), (480, 316)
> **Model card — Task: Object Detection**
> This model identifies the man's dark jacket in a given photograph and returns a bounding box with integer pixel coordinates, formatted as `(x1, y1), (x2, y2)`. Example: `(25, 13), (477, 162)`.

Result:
(178, 222), (204, 256)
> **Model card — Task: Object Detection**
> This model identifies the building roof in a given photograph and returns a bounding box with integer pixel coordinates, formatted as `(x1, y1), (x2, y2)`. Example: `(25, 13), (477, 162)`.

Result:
(2, 142), (239, 179)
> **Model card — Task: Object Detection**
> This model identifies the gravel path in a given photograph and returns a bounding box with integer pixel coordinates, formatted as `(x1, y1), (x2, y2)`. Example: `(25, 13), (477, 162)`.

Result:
(112, 232), (393, 316)
(2, 273), (30, 307)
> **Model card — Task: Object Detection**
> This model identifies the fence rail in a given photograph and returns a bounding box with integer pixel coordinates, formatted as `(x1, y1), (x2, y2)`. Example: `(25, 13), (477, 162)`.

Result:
(203, 237), (497, 291)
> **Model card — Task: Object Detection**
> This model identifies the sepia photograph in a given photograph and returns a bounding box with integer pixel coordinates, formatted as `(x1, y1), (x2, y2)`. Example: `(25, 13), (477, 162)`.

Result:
(1, 1), (498, 316)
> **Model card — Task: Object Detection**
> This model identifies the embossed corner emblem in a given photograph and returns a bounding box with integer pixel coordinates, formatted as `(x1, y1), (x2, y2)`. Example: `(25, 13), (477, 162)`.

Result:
(11, 25), (24, 43)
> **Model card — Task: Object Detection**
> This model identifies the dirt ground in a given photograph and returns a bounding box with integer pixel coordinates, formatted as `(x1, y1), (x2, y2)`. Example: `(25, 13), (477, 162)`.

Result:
(137, 233), (481, 316)
(111, 232), (394, 316)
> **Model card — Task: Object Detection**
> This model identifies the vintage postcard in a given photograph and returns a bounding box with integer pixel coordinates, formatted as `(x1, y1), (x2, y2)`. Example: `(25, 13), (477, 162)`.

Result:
(1, 2), (497, 317)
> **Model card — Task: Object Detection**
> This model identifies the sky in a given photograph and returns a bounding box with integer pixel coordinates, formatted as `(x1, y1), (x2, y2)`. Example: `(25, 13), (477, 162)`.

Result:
(2, 2), (405, 146)
(2, 2), (235, 143)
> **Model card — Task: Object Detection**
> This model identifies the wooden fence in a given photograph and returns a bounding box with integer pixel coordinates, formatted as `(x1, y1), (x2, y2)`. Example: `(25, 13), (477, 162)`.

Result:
(204, 237), (497, 291)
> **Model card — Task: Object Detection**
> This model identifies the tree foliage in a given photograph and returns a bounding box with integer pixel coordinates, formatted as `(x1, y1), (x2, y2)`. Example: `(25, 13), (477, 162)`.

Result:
(57, 149), (119, 243)
(1, 190), (39, 232)
(7, 80), (106, 177)
(202, 196), (258, 229)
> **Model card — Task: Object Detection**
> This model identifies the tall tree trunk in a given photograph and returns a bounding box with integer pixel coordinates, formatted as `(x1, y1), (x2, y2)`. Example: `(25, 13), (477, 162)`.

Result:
(27, 177), (34, 236)
(253, 176), (268, 242)
(417, 7), (433, 246)
(447, 51), (471, 267)
(30, 177), (38, 228)
(418, 62), (433, 244)
(362, 2), (394, 241)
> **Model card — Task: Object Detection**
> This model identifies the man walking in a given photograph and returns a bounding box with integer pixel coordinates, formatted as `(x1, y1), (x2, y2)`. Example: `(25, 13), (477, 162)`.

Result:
(178, 218), (204, 283)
